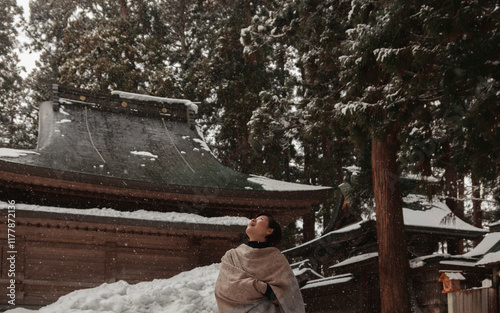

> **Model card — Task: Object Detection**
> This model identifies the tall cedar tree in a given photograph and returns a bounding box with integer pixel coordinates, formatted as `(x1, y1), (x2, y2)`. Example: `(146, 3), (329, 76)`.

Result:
(27, 0), (216, 100)
(21, 0), (499, 257)
(338, 0), (498, 310)
(434, 0), (499, 235)
(207, 0), (269, 174)
(26, 0), (110, 98)
(0, 0), (36, 147)
(242, 0), (359, 241)
(337, 1), (426, 311)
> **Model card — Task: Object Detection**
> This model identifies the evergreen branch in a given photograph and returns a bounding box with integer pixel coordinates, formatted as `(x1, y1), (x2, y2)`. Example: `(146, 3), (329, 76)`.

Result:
(467, 1), (500, 23)
(444, 196), (497, 204)
(23, 27), (56, 60)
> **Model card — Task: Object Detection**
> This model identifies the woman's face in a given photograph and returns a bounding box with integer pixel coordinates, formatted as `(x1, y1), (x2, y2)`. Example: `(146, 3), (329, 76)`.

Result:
(246, 215), (274, 242)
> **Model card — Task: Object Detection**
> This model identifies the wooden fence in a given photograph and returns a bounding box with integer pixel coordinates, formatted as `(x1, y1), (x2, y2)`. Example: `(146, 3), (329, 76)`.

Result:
(447, 287), (497, 313)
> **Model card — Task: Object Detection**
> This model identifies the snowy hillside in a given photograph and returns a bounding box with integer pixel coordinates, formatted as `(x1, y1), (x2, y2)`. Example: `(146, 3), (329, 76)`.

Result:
(6, 264), (220, 313)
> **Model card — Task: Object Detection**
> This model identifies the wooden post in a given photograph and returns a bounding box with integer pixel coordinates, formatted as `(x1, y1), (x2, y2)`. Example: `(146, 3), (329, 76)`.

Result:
(493, 265), (499, 313)
(447, 292), (455, 313)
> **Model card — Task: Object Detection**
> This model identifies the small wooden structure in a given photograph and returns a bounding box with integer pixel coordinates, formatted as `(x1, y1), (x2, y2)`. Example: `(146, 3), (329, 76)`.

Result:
(0, 85), (332, 309)
(438, 271), (465, 293)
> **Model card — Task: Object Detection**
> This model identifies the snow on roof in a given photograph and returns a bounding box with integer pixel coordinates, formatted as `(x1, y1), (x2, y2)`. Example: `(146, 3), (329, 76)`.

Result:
(476, 251), (500, 267)
(463, 232), (500, 258)
(401, 173), (440, 183)
(410, 254), (478, 269)
(282, 221), (364, 254)
(130, 151), (158, 159)
(0, 148), (38, 158)
(440, 271), (466, 280)
(330, 252), (378, 269)
(290, 259), (311, 269)
(286, 195), (486, 256)
(440, 260), (477, 268)
(246, 175), (331, 192)
(111, 90), (199, 114)
(0, 201), (249, 227)
(410, 254), (448, 269)
(293, 267), (323, 279)
(488, 220), (500, 227)
(301, 273), (354, 290)
(4, 263), (221, 313)
(403, 194), (487, 234)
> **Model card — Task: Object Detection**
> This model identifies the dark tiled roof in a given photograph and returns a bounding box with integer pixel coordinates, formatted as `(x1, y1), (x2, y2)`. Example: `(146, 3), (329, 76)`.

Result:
(0, 86), (331, 222)
(3, 86), (329, 193)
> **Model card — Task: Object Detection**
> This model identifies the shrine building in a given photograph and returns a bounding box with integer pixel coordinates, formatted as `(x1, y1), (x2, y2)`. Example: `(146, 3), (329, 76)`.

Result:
(0, 85), (332, 309)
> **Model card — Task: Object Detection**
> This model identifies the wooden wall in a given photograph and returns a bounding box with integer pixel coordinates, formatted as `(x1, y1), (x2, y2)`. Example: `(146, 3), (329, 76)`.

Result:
(0, 209), (245, 310)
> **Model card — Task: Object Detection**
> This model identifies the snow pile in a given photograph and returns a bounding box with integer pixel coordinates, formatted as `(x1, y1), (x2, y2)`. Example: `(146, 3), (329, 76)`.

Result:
(6, 264), (221, 313)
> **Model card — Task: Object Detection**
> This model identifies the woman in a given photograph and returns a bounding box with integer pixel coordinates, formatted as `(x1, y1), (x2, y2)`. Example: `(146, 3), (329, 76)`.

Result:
(214, 213), (305, 313)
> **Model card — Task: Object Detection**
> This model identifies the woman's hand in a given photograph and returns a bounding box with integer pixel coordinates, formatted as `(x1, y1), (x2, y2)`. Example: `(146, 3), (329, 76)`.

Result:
(253, 279), (268, 295)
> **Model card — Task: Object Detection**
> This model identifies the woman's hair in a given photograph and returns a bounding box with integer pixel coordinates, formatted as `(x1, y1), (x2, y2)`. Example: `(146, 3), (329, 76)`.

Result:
(256, 213), (282, 247)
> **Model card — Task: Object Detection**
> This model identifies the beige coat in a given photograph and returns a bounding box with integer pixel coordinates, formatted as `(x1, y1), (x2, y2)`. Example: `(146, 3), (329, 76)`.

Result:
(214, 244), (305, 313)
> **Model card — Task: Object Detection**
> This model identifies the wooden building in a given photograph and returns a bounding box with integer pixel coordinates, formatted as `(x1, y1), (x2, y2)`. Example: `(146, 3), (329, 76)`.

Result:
(284, 194), (492, 313)
(0, 85), (332, 309)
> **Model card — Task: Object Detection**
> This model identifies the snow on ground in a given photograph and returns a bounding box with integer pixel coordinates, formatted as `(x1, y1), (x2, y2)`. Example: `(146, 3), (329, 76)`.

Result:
(5, 264), (220, 313)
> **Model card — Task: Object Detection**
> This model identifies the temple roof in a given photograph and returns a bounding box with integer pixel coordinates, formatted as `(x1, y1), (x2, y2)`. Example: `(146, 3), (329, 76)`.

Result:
(471, 232), (500, 267)
(283, 194), (487, 258)
(0, 85), (331, 224)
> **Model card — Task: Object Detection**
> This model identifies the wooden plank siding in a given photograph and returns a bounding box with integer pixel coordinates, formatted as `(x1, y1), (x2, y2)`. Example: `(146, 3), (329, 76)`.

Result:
(0, 209), (245, 309)
(447, 287), (497, 313)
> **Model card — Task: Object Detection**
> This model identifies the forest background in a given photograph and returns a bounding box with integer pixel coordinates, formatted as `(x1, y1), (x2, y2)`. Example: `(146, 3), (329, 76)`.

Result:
(1, 0), (499, 311)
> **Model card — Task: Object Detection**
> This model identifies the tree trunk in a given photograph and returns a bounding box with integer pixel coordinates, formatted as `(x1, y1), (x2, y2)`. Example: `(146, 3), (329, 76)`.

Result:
(443, 139), (463, 254)
(472, 174), (482, 246)
(322, 134), (332, 229)
(119, 0), (128, 18)
(457, 176), (465, 215)
(371, 132), (411, 313)
(302, 145), (315, 242)
(302, 211), (316, 243)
